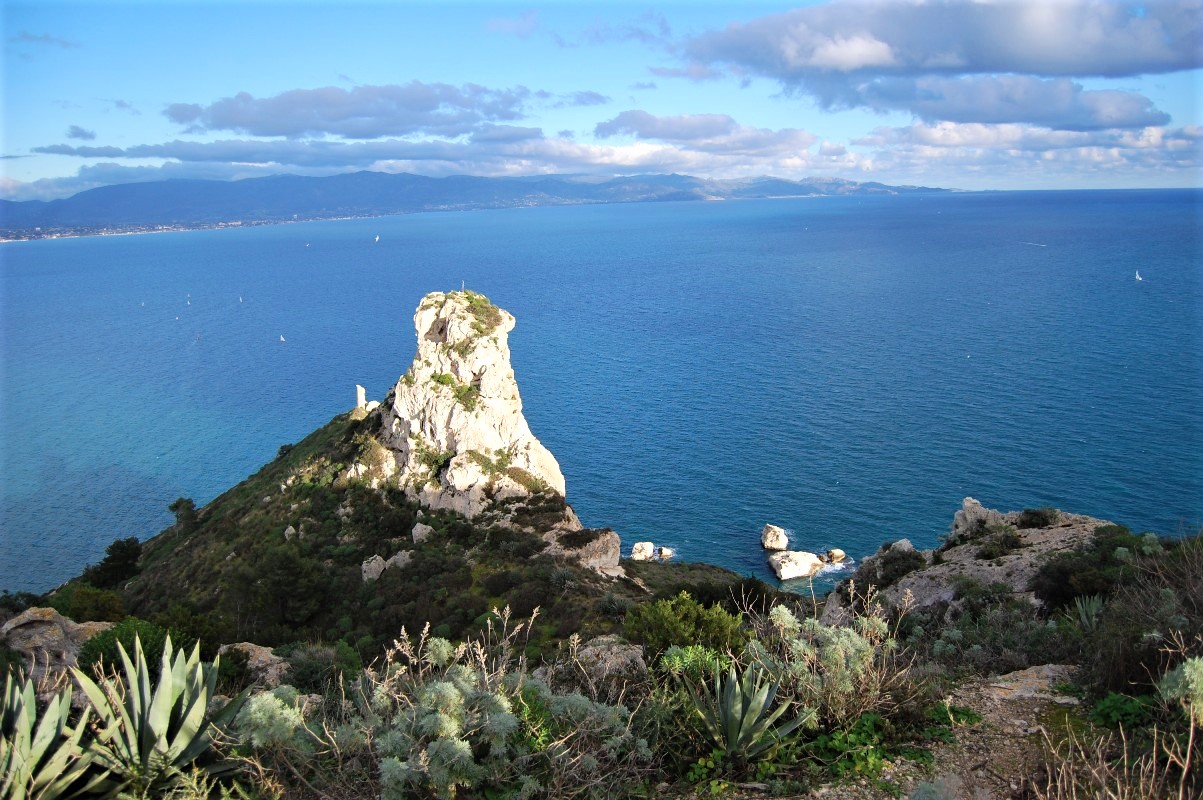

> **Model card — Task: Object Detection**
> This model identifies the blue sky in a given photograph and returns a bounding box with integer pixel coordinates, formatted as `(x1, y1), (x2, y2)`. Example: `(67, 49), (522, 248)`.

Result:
(3, 0), (1200, 200)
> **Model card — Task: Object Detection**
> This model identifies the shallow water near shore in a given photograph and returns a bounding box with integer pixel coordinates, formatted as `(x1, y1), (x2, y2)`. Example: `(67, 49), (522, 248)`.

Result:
(2, 189), (1200, 593)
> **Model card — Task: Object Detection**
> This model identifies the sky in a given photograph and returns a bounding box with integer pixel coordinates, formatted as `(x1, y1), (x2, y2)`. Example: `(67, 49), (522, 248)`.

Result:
(2, 0), (1201, 200)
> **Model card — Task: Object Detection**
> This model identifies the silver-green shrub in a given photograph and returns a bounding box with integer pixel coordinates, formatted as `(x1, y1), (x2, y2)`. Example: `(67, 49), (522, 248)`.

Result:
(745, 599), (909, 729)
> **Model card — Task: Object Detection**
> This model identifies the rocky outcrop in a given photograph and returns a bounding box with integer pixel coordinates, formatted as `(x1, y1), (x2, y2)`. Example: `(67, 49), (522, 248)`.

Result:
(0, 607), (112, 684)
(822, 500), (1111, 625)
(950, 497), (1006, 541)
(543, 528), (622, 575)
(361, 550), (413, 582)
(375, 291), (567, 518)
(761, 524), (789, 551)
(219, 642), (289, 689)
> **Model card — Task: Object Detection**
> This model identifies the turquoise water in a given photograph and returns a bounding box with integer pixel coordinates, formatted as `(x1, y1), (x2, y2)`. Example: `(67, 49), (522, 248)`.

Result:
(2, 190), (1200, 593)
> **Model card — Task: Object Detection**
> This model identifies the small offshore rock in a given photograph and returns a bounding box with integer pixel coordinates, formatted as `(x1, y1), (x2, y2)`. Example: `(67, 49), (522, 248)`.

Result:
(630, 541), (655, 561)
(761, 523), (789, 551)
(658, 546), (674, 561)
(768, 550), (824, 580)
(827, 548), (846, 563)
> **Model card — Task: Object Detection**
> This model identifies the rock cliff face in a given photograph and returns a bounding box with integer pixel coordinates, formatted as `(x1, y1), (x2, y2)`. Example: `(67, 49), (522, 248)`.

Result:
(375, 291), (567, 518)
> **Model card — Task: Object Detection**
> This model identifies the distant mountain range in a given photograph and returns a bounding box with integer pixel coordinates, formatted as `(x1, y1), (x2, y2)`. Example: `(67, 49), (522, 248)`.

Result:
(0, 172), (948, 237)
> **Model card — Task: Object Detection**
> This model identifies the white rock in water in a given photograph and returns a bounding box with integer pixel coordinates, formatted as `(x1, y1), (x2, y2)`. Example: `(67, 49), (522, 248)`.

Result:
(630, 541), (655, 561)
(827, 548), (846, 563)
(761, 524), (789, 551)
(658, 547), (674, 561)
(768, 551), (824, 580)
(377, 291), (567, 518)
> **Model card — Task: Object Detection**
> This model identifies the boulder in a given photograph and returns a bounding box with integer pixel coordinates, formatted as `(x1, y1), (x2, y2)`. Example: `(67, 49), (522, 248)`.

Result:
(362, 550), (413, 582)
(0, 607), (113, 684)
(767, 551), (824, 580)
(411, 522), (434, 543)
(630, 542), (655, 561)
(219, 642), (289, 689)
(827, 548), (847, 563)
(658, 547), (674, 561)
(761, 524), (789, 551)
(542, 528), (622, 574)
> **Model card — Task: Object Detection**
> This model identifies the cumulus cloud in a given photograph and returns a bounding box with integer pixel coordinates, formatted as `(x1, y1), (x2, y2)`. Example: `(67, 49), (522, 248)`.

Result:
(594, 110), (817, 155)
(849, 120), (1201, 188)
(66, 125), (96, 140)
(675, 0), (1198, 128)
(852, 75), (1172, 130)
(163, 82), (533, 139)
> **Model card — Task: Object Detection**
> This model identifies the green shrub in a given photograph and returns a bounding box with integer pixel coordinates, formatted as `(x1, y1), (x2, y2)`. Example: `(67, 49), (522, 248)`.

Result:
(745, 602), (910, 729)
(1029, 525), (1146, 610)
(975, 525), (1022, 560)
(80, 536), (142, 589)
(876, 545), (926, 588)
(1017, 507), (1060, 528)
(78, 618), (170, 677)
(1089, 692), (1157, 729)
(48, 582), (126, 622)
(1082, 532), (1203, 694)
(278, 641), (362, 695)
(623, 591), (746, 661)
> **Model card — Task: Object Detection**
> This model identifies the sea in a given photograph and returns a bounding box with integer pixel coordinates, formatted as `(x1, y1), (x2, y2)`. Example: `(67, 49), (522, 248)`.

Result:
(1, 189), (1200, 595)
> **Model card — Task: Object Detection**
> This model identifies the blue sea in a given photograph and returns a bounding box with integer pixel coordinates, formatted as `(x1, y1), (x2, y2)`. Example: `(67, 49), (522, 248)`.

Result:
(2, 190), (1200, 594)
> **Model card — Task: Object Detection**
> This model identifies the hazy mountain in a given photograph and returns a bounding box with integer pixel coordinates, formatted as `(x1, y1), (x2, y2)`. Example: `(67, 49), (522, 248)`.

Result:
(0, 172), (947, 235)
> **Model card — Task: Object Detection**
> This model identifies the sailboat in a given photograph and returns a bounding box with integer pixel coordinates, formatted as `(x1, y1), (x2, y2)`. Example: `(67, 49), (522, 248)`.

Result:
(374, 235), (380, 243)
(1135, 270), (1143, 281)
(279, 335), (286, 343)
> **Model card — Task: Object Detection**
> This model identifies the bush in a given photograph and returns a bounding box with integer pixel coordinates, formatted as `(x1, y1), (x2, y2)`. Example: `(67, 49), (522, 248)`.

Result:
(1082, 532), (1203, 694)
(1030, 525), (1149, 610)
(77, 617), (170, 677)
(876, 545), (927, 588)
(48, 583), (126, 622)
(623, 591), (746, 660)
(975, 525), (1022, 560)
(745, 602), (912, 729)
(1017, 507), (1061, 529)
(277, 641), (362, 695)
(1089, 692), (1157, 730)
(80, 536), (142, 589)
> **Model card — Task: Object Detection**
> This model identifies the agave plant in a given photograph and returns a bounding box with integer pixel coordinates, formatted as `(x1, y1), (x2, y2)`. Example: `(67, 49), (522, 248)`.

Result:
(1, 671), (108, 800)
(72, 635), (245, 799)
(685, 663), (810, 764)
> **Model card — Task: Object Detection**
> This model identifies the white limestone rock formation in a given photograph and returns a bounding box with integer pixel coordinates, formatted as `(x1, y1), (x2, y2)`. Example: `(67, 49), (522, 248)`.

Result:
(768, 551), (825, 580)
(630, 541), (656, 561)
(377, 291), (567, 518)
(950, 497), (1006, 540)
(761, 524), (789, 551)
(827, 548), (847, 563)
